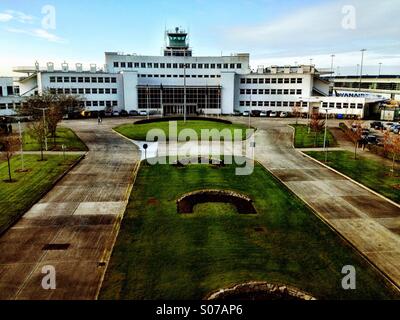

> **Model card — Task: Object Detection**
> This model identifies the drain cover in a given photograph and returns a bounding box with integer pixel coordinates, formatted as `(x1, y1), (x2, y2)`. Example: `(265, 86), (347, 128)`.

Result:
(42, 243), (70, 251)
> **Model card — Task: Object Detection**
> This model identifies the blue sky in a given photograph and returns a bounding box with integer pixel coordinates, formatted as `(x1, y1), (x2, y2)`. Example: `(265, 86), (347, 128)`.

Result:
(1, 0), (399, 76)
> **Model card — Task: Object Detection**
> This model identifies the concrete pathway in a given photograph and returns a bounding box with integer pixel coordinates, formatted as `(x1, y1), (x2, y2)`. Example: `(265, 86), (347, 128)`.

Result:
(243, 118), (400, 291)
(0, 119), (140, 300)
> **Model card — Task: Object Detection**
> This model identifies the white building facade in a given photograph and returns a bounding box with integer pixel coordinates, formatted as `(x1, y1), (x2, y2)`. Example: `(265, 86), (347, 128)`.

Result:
(2, 28), (384, 118)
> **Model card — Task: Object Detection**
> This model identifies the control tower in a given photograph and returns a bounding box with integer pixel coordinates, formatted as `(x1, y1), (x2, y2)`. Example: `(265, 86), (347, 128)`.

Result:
(164, 27), (192, 57)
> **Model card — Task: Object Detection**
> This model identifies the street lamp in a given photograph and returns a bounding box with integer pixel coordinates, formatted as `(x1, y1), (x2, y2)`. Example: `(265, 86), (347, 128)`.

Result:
(358, 49), (367, 92)
(18, 120), (24, 171)
(330, 54), (335, 78)
(249, 91), (252, 129)
(322, 108), (329, 163)
(378, 62), (382, 76)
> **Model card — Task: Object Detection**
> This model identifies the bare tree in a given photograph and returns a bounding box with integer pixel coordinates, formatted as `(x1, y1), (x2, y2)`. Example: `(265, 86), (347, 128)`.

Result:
(292, 102), (302, 126)
(0, 132), (21, 182)
(383, 131), (400, 174)
(347, 120), (364, 160)
(20, 90), (83, 149)
(27, 121), (47, 161)
(309, 114), (325, 147)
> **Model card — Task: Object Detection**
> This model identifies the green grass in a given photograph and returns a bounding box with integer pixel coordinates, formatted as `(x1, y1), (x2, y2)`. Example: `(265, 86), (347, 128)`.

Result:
(306, 150), (400, 204)
(292, 124), (337, 148)
(0, 154), (81, 234)
(100, 162), (398, 300)
(23, 127), (87, 151)
(114, 120), (250, 141)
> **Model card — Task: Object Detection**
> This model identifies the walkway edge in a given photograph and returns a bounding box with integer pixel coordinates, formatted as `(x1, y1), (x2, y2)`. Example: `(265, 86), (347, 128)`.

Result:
(256, 159), (400, 294)
(299, 151), (400, 210)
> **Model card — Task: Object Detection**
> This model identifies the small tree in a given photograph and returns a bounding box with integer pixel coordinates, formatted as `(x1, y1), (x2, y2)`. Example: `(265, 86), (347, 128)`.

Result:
(309, 114), (325, 147)
(347, 120), (364, 160)
(383, 132), (400, 175)
(27, 121), (47, 161)
(292, 102), (302, 126)
(0, 133), (21, 182)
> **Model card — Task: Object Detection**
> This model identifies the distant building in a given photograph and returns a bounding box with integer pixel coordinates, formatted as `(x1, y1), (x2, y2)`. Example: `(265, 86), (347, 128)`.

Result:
(2, 28), (389, 119)
(0, 77), (21, 117)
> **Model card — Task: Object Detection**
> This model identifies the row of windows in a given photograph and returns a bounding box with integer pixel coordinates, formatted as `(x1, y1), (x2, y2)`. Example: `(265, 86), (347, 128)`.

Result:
(0, 102), (21, 110)
(334, 82), (400, 91)
(114, 61), (242, 70)
(240, 88), (302, 95)
(85, 101), (118, 107)
(240, 78), (303, 84)
(139, 74), (221, 79)
(0, 86), (14, 96)
(49, 76), (117, 84)
(49, 88), (118, 95)
(240, 101), (302, 108)
(322, 102), (364, 109)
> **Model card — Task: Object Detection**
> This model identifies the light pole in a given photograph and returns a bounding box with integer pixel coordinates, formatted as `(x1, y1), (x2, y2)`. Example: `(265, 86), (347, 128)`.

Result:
(183, 60), (187, 123)
(323, 108), (329, 163)
(378, 62), (382, 76)
(330, 54), (335, 78)
(358, 49), (367, 92)
(249, 92), (252, 129)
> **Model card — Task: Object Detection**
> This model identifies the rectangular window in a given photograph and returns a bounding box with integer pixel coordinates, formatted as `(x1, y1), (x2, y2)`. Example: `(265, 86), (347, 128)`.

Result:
(211, 64), (216, 69)
(105, 77), (110, 83)
(111, 77), (117, 83)
(252, 79), (257, 84)
(277, 89), (283, 95)
(147, 63), (153, 68)
(57, 88), (63, 94)
(296, 89), (302, 95)
(240, 101), (245, 107)
(85, 77), (90, 83)
(291, 78), (296, 84)
(258, 89), (263, 94)
(265, 89), (270, 94)
(121, 62), (126, 68)
(154, 63), (159, 68)
(141, 63), (146, 68)
(100, 101), (105, 107)
(71, 77), (77, 83)
(329, 103), (335, 108)
(271, 89), (277, 95)
(284, 79), (290, 84)
(173, 63), (178, 68)
(71, 88), (77, 94)
(160, 63), (165, 68)
(357, 104), (363, 109)
(258, 101), (263, 107)
(204, 64), (209, 69)
(57, 77), (62, 82)
(290, 89), (295, 95)
(64, 88), (71, 94)
(223, 64), (228, 69)
(198, 64), (203, 69)
(93, 101), (98, 107)
(265, 78), (271, 84)
(98, 77), (103, 83)
(264, 101), (269, 107)
(240, 89), (245, 94)
(259, 79), (264, 84)
(240, 78), (245, 84)
(322, 102), (328, 108)
(85, 88), (91, 94)
(230, 64), (235, 69)
(271, 78), (277, 84)
(252, 89), (257, 95)
(112, 88), (117, 94)
(99, 88), (104, 94)
(128, 62), (133, 68)
(246, 89), (251, 95)
(78, 77), (83, 83)
(297, 78), (303, 84)
(284, 89), (289, 95)
(113, 62), (119, 68)
(278, 78), (283, 84)
(217, 64), (222, 69)
(246, 101), (250, 107)
(50, 77), (55, 83)
(86, 101), (92, 107)
(91, 77), (97, 83)
(135, 63), (139, 68)
(78, 88), (84, 94)
(105, 88), (111, 94)
(92, 88), (98, 94)
(237, 63), (242, 69)
(246, 79), (251, 84)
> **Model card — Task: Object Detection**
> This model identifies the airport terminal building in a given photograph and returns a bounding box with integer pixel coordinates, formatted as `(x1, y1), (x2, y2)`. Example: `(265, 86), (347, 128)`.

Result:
(1, 28), (385, 118)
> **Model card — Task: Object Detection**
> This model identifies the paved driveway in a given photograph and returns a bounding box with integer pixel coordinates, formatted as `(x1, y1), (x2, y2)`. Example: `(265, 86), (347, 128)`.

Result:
(234, 118), (400, 290)
(0, 119), (140, 300)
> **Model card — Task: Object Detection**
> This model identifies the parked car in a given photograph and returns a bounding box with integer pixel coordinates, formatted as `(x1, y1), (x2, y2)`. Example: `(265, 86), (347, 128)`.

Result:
(242, 111), (250, 117)
(280, 112), (289, 118)
(269, 111), (278, 118)
(139, 110), (148, 116)
(260, 111), (268, 117)
(112, 111), (120, 117)
(383, 122), (394, 130)
(251, 110), (261, 117)
(119, 110), (128, 117)
(104, 111), (112, 117)
(388, 123), (400, 132)
(233, 110), (242, 116)
(370, 121), (383, 130)
(129, 110), (139, 116)
(392, 124), (400, 134)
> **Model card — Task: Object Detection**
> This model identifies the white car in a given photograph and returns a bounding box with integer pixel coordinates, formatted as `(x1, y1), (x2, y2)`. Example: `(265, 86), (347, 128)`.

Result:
(243, 111), (250, 117)
(112, 111), (120, 117)
(269, 111), (278, 117)
(139, 110), (148, 116)
(280, 112), (289, 118)
(260, 111), (268, 117)
(383, 122), (394, 130)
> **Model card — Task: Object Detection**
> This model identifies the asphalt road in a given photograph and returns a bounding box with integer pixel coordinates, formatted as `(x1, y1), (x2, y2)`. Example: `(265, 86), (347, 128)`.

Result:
(0, 119), (140, 300)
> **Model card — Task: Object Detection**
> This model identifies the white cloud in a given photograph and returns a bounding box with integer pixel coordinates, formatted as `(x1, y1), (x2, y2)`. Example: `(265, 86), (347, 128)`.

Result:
(6, 27), (67, 44)
(222, 0), (400, 68)
(0, 13), (13, 22)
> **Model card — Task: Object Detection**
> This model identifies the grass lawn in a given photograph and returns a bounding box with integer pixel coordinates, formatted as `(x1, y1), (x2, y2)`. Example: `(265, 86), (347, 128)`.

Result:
(0, 154), (81, 234)
(306, 150), (400, 204)
(100, 162), (398, 300)
(114, 120), (250, 141)
(292, 124), (337, 148)
(23, 127), (87, 151)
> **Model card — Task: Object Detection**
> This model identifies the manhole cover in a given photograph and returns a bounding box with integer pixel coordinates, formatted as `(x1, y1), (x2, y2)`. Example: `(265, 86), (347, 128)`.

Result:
(42, 243), (70, 251)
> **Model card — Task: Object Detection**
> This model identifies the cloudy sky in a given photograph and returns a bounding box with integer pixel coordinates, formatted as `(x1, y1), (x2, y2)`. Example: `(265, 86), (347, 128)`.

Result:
(0, 0), (399, 76)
